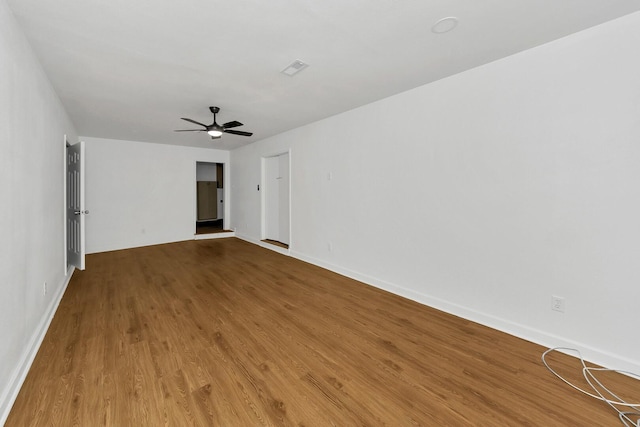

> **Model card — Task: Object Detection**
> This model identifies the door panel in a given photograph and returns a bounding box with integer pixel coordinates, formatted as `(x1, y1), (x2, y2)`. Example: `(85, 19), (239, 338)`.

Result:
(263, 153), (290, 245)
(278, 153), (290, 245)
(264, 156), (279, 240)
(67, 141), (86, 270)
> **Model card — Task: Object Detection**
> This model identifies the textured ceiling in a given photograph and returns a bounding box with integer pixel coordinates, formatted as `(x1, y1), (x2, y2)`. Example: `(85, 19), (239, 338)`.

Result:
(7, 0), (640, 150)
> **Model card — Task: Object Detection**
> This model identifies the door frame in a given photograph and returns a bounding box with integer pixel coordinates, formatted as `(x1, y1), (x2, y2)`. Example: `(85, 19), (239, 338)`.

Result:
(63, 135), (69, 271)
(194, 161), (228, 233)
(260, 149), (291, 248)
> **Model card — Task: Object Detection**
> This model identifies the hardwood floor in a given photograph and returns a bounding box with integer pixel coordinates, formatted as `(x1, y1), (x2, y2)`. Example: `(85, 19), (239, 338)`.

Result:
(7, 238), (638, 426)
(196, 219), (230, 235)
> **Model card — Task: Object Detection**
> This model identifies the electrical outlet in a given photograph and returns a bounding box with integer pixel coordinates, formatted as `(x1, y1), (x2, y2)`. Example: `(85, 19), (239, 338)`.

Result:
(327, 242), (333, 252)
(43, 281), (47, 295)
(551, 295), (565, 313)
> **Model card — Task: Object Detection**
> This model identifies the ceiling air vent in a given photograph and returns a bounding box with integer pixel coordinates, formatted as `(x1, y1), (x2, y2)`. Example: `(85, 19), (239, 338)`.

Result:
(281, 60), (309, 76)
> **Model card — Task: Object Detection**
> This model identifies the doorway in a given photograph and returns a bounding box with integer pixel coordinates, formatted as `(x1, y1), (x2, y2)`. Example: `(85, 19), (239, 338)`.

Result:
(262, 152), (290, 248)
(195, 162), (226, 234)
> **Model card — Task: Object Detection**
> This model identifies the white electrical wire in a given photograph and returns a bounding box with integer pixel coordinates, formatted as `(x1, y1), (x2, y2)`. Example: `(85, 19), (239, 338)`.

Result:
(542, 347), (640, 427)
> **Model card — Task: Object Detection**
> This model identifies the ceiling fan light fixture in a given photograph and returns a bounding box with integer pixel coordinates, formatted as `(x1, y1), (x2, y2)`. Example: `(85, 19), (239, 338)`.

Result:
(176, 107), (252, 139)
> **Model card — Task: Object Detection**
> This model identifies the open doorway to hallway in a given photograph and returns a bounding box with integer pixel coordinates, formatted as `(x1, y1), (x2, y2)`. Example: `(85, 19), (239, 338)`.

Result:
(195, 162), (229, 235)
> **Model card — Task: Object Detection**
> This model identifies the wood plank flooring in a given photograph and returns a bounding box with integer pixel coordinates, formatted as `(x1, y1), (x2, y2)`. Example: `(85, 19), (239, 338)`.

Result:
(7, 238), (638, 426)
(195, 219), (229, 235)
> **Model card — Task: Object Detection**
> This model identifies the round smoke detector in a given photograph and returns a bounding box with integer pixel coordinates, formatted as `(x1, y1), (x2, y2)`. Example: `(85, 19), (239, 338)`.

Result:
(432, 17), (459, 34)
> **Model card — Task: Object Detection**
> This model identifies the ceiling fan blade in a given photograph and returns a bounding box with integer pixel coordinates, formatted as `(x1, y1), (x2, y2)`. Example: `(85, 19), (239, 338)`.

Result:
(224, 129), (253, 137)
(174, 129), (206, 132)
(222, 120), (243, 129)
(181, 117), (208, 127)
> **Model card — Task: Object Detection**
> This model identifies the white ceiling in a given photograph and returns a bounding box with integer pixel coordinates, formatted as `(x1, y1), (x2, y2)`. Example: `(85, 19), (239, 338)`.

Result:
(7, 0), (640, 150)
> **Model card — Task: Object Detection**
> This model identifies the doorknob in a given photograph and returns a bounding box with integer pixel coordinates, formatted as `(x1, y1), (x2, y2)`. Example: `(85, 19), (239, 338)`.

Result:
(74, 210), (89, 215)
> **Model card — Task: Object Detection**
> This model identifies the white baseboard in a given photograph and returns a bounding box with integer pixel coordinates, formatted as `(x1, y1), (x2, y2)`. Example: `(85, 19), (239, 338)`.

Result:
(290, 251), (640, 375)
(237, 235), (640, 375)
(289, 250), (640, 374)
(0, 266), (75, 426)
(194, 231), (235, 240)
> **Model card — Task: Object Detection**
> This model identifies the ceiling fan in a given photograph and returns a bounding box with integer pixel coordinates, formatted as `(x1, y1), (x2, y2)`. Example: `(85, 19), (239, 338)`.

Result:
(175, 106), (253, 139)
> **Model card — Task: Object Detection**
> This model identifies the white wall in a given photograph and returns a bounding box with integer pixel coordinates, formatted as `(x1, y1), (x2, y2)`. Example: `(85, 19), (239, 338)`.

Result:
(231, 12), (640, 373)
(83, 137), (230, 253)
(0, 0), (78, 422)
(196, 161), (218, 181)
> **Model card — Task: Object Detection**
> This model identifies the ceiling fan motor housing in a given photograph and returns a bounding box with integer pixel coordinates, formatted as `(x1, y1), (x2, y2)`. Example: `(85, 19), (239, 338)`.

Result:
(175, 106), (253, 138)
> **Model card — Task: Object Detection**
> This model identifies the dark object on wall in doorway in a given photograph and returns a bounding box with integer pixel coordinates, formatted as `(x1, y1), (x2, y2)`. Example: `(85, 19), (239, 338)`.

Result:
(197, 181), (218, 220)
(216, 163), (224, 188)
(174, 106), (253, 140)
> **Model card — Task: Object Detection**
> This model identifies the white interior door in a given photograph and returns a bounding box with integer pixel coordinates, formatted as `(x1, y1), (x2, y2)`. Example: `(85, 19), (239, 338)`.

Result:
(263, 152), (290, 245)
(67, 141), (86, 270)
(264, 156), (280, 240)
(278, 153), (290, 245)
